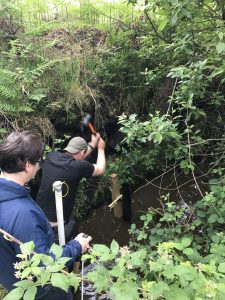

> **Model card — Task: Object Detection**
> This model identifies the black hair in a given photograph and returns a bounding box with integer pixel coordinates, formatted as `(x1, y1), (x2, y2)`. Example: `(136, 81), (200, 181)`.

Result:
(0, 131), (44, 173)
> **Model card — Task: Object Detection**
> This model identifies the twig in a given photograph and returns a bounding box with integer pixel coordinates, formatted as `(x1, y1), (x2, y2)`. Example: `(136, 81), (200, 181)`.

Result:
(134, 149), (224, 193)
(185, 120), (203, 197)
(166, 78), (178, 116)
(108, 194), (122, 209)
(187, 138), (225, 147)
(173, 165), (185, 203)
(0, 228), (22, 245)
(144, 10), (169, 43)
(133, 164), (180, 194)
(0, 111), (17, 131)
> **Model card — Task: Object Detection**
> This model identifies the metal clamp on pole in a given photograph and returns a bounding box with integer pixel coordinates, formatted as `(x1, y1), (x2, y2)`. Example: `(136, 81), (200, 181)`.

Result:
(52, 181), (65, 246)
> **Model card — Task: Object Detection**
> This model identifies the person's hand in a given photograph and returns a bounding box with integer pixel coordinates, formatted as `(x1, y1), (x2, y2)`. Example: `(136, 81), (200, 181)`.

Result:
(75, 233), (92, 253)
(90, 133), (100, 149)
(98, 137), (106, 150)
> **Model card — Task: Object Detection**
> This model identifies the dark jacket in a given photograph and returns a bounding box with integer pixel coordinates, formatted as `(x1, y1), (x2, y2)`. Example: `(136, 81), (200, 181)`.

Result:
(0, 178), (81, 293)
(37, 151), (94, 222)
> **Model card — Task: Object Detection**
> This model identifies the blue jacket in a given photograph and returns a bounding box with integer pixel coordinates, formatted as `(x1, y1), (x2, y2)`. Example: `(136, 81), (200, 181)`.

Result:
(0, 178), (81, 293)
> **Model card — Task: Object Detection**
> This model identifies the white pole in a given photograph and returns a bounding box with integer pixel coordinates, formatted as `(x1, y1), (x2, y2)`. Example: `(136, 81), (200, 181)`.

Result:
(52, 181), (65, 246)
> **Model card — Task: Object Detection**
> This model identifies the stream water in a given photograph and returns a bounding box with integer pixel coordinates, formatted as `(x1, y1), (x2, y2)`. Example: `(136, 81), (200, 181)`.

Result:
(76, 170), (206, 299)
(79, 171), (205, 246)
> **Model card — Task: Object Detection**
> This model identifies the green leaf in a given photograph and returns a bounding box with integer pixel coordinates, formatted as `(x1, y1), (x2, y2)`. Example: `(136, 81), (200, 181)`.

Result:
(219, 32), (223, 40)
(110, 240), (119, 256)
(218, 262), (225, 273)
(30, 254), (42, 267)
(109, 265), (124, 277)
(130, 249), (146, 266)
(31, 267), (42, 276)
(211, 235), (221, 244)
(158, 18), (168, 31)
(167, 285), (190, 300)
(162, 269), (175, 280)
(142, 281), (169, 299)
(21, 267), (32, 279)
(39, 272), (51, 286)
(218, 217), (224, 223)
(216, 42), (225, 54)
(3, 287), (24, 300)
(183, 248), (194, 256)
(197, 210), (206, 217)
(174, 265), (193, 276)
(109, 281), (139, 300)
(174, 243), (184, 251)
(92, 244), (113, 261)
(13, 280), (33, 288)
(29, 93), (45, 101)
(181, 238), (192, 248)
(188, 164), (194, 171)
(46, 264), (65, 273)
(129, 114), (137, 122)
(20, 241), (35, 254)
(51, 273), (69, 292)
(217, 283), (225, 292)
(23, 286), (37, 300)
(57, 257), (71, 265)
(208, 214), (218, 224)
(93, 244), (110, 255)
(68, 274), (80, 290)
(171, 12), (178, 25)
(50, 243), (63, 259)
(41, 255), (54, 266)
(86, 268), (110, 293)
(153, 132), (162, 144)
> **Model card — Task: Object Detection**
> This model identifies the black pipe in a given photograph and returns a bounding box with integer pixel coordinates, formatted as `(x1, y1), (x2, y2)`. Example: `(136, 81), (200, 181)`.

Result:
(122, 183), (132, 222)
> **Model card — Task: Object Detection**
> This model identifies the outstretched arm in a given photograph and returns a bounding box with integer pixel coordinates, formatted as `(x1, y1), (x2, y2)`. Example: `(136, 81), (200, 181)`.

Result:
(92, 137), (106, 176)
(84, 133), (100, 158)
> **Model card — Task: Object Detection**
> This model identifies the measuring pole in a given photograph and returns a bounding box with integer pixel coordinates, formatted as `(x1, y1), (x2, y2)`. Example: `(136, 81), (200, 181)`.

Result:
(53, 182), (81, 275)
(52, 181), (65, 246)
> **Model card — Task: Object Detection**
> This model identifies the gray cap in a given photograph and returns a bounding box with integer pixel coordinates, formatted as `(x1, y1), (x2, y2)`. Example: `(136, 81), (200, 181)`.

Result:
(63, 137), (87, 154)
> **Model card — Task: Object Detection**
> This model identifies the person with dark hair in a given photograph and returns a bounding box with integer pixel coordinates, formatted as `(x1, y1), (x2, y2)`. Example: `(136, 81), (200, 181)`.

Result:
(36, 133), (106, 241)
(0, 131), (92, 300)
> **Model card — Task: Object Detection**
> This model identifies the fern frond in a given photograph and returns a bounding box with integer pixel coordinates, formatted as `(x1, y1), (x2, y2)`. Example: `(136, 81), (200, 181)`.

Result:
(0, 102), (18, 113)
(0, 101), (33, 113)
(0, 86), (17, 99)
(17, 105), (33, 113)
(0, 69), (17, 80)
(31, 60), (60, 78)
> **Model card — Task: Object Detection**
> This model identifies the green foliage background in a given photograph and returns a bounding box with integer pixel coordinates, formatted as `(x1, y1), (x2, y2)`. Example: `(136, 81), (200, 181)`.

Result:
(0, 0), (224, 299)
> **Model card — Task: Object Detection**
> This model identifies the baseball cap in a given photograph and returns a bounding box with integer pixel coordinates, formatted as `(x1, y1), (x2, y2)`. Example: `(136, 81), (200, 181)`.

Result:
(63, 137), (87, 154)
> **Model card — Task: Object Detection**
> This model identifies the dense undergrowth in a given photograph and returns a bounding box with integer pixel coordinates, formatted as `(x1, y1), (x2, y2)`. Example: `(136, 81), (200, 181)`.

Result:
(0, 0), (225, 299)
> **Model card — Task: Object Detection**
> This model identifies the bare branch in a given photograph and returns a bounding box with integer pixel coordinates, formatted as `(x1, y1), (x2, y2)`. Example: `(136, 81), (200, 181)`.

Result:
(144, 10), (169, 43)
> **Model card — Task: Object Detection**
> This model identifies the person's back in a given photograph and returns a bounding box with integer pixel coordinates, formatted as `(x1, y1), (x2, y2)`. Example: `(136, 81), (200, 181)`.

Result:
(37, 134), (106, 225)
(37, 151), (94, 222)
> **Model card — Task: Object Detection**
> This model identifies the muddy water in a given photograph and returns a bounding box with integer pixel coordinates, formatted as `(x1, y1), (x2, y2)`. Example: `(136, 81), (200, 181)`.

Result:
(78, 171), (204, 246)
(76, 171), (205, 299)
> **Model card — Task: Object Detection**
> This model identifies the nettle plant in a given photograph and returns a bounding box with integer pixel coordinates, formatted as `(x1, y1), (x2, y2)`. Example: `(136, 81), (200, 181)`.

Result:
(3, 182), (225, 300)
